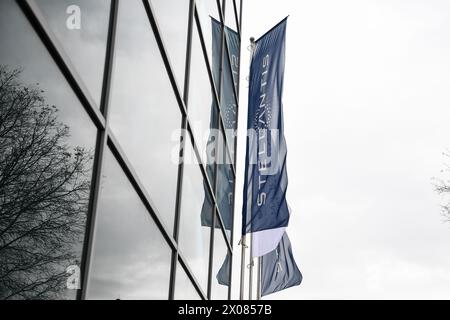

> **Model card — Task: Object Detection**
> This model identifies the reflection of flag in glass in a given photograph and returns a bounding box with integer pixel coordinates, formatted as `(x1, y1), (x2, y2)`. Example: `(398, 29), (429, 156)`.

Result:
(201, 18), (239, 232)
(261, 232), (302, 296)
(242, 18), (290, 258)
(200, 18), (240, 288)
(216, 251), (231, 286)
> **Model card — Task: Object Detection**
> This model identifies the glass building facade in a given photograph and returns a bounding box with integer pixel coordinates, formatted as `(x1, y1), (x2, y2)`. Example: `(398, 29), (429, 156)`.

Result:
(0, 0), (242, 300)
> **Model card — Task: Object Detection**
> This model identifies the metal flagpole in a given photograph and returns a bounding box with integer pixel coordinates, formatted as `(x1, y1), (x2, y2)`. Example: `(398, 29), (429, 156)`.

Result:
(248, 37), (256, 301)
(239, 235), (246, 300)
(257, 256), (262, 300)
(240, 36), (256, 301)
(248, 231), (253, 300)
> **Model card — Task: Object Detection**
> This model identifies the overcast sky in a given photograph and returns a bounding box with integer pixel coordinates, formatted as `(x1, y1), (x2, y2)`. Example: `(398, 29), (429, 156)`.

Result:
(231, 0), (450, 299)
(3, 0), (450, 300)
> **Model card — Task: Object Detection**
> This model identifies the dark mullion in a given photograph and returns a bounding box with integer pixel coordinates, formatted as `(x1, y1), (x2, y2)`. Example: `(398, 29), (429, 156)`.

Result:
(239, 0), (243, 35)
(168, 115), (187, 300)
(78, 0), (119, 300)
(18, 0), (106, 130)
(169, 0), (195, 301)
(99, 0), (119, 118)
(216, 0), (224, 22)
(79, 130), (108, 300)
(79, 131), (109, 299)
(228, 0), (243, 299)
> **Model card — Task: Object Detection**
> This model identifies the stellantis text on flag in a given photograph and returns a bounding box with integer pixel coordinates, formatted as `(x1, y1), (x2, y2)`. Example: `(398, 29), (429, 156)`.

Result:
(170, 127), (284, 170)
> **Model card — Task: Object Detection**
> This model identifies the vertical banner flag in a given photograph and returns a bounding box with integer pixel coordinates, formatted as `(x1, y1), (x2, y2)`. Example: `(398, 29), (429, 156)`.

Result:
(242, 18), (290, 257)
(261, 232), (302, 296)
(201, 18), (240, 286)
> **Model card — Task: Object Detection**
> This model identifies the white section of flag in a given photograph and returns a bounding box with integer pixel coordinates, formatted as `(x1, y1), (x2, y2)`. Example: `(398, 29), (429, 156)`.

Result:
(251, 227), (286, 257)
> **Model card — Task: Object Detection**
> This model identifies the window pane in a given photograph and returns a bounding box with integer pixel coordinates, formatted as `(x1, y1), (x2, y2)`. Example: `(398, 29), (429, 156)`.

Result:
(196, 0), (221, 77)
(211, 227), (230, 299)
(188, 22), (218, 177)
(235, 0), (241, 26)
(149, 0), (190, 91)
(0, 0), (96, 300)
(86, 149), (172, 300)
(178, 140), (212, 292)
(216, 166), (234, 240)
(224, 0), (238, 32)
(221, 44), (238, 153)
(36, 0), (111, 107)
(215, 127), (234, 240)
(224, 16), (240, 92)
(109, 0), (181, 233)
(174, 263), (201, 300)
(208, 18), (238, 155)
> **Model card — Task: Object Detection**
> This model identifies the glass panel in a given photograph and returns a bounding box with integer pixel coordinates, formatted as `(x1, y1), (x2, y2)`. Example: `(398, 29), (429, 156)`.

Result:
(0, 0), (96, 300)
(109, 0), (181, 233)
(189, 22), (218, 178)
(149, 0), (190, 91)
(86, 149), (172, 300)
(216, 129), (234, 240)
(208, 18), (238, 154)
(196, 0), (221, 75)
(36, 0), (111, 107)
(174, 263), (202, 300)
(224, 20), (240, 94)
(211, 226), (230, 299)
(221, 39), (239, 153)
(224, 0), (238, 32)
(178, 140), (212, 292)
(235, 0), (241, 26)
(216, 167), (234, 239)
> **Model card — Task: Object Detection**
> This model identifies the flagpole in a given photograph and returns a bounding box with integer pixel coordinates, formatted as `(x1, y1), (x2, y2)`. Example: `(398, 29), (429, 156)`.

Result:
(249, 37), (257, 301)
(240, 37), (256, 301)
(257, 256), (262, 300)
(249, 231), (253, 300)
(239, 235), (246, 300)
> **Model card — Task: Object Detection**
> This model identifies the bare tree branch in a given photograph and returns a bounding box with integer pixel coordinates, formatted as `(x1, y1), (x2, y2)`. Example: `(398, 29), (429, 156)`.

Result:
(0, 66), (92, 300)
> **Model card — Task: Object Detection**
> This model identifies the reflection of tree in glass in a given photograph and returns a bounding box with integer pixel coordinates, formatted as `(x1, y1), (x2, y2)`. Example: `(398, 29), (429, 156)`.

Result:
(0, 66), (92, 300)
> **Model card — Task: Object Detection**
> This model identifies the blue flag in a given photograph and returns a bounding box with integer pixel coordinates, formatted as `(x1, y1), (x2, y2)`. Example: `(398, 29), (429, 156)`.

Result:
(201, 18), (240, 287)
(242, 18), (290, 257)
(216, 251), (231, 286)
(201, 18), (240, 232)
(261, 232), (302, 296)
